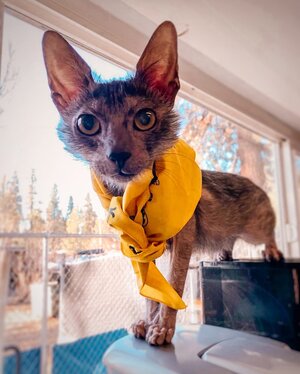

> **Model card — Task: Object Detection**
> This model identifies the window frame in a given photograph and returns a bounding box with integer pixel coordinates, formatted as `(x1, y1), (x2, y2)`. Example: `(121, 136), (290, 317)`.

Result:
(293, 149), (300, 252)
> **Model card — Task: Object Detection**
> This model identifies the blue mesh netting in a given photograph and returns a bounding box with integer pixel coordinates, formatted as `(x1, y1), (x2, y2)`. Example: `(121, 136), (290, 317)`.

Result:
(52, 329), (128, 374)
(4, 347), (40, 374)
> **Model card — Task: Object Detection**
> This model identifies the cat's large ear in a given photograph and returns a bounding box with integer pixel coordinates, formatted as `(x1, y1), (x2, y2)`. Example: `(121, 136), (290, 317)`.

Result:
(136, 21), (180, 104)
(42, 31), (94, 112)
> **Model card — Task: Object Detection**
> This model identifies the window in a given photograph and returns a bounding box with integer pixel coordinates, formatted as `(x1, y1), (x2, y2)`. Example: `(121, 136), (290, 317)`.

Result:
(176, 98), (281, 257)
(1, 7), (298, 374)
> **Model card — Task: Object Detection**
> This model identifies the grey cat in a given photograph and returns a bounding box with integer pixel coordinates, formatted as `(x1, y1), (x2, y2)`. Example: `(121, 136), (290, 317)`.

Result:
(42, 21), (282, 345)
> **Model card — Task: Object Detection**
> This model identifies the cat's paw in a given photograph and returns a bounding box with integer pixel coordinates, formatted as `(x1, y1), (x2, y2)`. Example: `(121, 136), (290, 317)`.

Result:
(217, 249), (233, 261)
(146, 324), (175, 345)
(263, 244), (284, 262)
(131, 320), (147, 339)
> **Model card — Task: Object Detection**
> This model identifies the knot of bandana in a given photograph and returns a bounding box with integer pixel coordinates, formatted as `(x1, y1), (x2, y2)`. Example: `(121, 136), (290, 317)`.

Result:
(91, 139), (202, 310)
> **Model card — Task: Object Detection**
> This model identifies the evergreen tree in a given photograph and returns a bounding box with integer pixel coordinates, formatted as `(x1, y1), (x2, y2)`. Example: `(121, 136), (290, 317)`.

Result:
(28, 169), (44, 232)
(82, 194), (98, 233)
(65, 206), (81, 254)
(0, 173), (22, 232)
(47, 184), (65, 231)
(81, 194), (99, 250)
(46, 184), (66, 253)
(12, 172), (22, 219)
(66, 195), (74, 219)
(0, 173), (27, 302)
(28, 169), (37, 214)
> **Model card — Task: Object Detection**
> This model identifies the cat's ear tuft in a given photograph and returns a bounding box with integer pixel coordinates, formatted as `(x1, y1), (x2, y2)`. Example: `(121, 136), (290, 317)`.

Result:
(136, 21), (180, 104)
(42, 31), (94, 112)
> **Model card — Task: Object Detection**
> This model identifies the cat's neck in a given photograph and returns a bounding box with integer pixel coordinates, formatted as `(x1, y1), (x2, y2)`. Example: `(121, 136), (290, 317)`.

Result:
(108, 182), (126, 197)
(101, 174), (127, 196)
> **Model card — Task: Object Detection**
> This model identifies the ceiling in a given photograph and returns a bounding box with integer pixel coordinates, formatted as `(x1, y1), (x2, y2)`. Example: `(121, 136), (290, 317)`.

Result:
(92, 0), (300, 131)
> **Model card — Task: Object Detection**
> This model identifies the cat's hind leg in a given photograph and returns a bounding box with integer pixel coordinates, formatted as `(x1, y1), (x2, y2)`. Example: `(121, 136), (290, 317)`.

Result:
(216, 249), (233, 261)
(241, 196), (283, 261)
(262, 238), (283, 262)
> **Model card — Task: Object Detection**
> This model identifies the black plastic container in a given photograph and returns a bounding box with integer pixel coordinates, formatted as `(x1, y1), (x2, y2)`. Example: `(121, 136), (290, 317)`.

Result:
(200, 260), (300, 350)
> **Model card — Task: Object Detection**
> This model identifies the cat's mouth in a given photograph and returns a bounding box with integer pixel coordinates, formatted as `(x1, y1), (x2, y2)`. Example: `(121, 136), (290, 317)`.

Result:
(118, 170), (135, 178)
(109, 169), (137, 182)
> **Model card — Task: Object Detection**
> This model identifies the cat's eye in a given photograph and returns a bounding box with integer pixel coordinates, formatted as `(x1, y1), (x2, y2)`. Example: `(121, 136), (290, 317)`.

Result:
(76, 114), (100, 136)
(134, 109), (156, 131)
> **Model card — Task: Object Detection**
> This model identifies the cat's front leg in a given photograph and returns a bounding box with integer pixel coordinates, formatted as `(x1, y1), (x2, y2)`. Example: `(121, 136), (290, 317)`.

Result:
(132, 298), (159, 339)
(132, 300), (177, 345)
(145, 305), (177, 345)
(145, 218), (195, 345)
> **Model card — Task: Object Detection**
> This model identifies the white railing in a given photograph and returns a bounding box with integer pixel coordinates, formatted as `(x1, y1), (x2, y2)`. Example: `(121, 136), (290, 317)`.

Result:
(0, 232), (119, 374)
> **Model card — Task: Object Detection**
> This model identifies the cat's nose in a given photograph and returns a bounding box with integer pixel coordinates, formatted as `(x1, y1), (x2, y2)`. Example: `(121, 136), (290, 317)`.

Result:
(108, 151), (132, 169)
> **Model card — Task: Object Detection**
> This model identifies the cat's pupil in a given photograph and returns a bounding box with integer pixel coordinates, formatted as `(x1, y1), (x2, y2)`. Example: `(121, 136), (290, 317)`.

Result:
(138, 111), (151, 125)
(81, 114), (95, 130)
(134, 109), (156, 131)
(77, 114), (100, 136)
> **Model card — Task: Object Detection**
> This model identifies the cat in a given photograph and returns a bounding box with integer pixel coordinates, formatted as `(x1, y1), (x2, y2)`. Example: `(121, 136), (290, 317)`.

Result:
(42, 21), (283, 346)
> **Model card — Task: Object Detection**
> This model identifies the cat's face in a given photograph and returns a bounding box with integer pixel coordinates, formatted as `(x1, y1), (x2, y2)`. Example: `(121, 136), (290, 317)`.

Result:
(57, 79), (179, 190)
(42, 22), (180, 192)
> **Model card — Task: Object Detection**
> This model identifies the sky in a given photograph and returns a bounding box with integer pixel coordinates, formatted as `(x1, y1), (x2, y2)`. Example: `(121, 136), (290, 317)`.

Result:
(0, 12), (128, 219)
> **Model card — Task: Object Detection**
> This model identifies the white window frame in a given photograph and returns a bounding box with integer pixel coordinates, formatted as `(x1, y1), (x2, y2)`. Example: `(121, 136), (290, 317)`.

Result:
(1, 0), (300, 259)
(292, 149), (300, 250)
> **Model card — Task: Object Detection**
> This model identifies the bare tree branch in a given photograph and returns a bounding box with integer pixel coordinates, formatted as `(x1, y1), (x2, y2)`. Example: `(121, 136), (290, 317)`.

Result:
(0, 43), (18, 116)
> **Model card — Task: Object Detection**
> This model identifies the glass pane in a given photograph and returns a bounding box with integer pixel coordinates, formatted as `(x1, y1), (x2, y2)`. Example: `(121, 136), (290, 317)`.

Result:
(0, 13), (128, 236)
(176, 98), (280, 258)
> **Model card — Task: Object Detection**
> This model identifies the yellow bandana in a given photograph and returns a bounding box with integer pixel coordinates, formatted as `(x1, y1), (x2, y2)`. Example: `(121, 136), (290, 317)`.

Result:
(91, 139), (202, 310)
